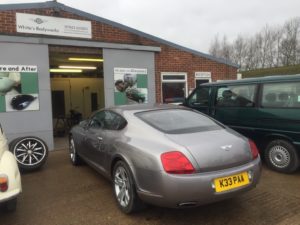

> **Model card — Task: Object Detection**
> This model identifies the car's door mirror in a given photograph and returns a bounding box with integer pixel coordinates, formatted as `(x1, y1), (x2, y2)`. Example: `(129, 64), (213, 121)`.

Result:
(88, 119), (104, 129)
(181, 97), (188, 106)
(95, 120), (104, 129)
(79, 120), (90, 129)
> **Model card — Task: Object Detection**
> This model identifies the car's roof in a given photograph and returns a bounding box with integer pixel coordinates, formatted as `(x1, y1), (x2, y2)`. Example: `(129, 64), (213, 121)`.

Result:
(108, 103), (185, 114)
(201, 74), (300, 87)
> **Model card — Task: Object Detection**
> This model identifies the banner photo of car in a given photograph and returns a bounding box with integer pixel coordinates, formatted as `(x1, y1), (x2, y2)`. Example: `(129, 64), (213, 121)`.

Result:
(114, 67), (148, 105)
(0, 65), (39, 112)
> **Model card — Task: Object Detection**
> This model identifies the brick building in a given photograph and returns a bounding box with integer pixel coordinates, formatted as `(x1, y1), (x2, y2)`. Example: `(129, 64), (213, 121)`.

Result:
(0, 1), (237, 150)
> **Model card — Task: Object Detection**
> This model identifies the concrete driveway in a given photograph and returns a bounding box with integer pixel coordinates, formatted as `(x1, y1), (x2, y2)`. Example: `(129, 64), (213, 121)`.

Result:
(1, 150), (300, 225)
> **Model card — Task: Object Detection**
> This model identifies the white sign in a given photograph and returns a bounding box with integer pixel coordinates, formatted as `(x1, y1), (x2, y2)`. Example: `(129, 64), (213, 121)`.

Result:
(114, 68), (148, 74)
(195, 72), (211, 78)
(0, 65), (37, 73)
(16, 13), (92, 39)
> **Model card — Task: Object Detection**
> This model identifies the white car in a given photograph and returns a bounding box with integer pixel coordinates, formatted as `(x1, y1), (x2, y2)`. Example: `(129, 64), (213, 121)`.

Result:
(0, 124), (21, 211)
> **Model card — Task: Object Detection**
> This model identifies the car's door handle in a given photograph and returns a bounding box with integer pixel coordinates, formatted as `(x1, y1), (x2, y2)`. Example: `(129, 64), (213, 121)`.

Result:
(97, 136), (103, 141)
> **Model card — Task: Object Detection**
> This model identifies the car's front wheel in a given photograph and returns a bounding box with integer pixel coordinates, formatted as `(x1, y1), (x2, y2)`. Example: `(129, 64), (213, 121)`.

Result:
(9, 137), (48, 172)
(69, 137), (82, 165)
(264, 139), (299, 173)
(112, 161), (145, 213)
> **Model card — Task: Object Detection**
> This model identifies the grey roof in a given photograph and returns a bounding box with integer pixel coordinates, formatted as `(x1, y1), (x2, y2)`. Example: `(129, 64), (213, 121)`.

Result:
(0, 1), (238, 68)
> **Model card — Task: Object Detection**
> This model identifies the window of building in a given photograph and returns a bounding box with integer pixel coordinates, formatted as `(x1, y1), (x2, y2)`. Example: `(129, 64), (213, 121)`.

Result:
(161, 73), (187, 104)
(195, 72), (211, 87)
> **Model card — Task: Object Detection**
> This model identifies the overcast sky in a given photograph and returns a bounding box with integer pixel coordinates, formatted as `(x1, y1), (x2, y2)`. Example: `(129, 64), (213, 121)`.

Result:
(2, 0), (300, 54)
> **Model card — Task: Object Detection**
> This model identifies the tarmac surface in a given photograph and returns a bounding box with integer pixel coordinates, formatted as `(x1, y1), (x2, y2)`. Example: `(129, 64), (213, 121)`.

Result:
(1, 150), (300, 225)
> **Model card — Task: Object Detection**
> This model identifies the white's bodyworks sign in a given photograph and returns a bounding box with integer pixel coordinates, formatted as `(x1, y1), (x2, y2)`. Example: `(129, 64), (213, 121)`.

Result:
(16, 13), (92, 39)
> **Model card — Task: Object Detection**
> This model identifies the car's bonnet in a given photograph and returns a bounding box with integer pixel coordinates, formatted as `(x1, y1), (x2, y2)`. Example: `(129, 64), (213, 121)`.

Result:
(165, 128), (252, 172)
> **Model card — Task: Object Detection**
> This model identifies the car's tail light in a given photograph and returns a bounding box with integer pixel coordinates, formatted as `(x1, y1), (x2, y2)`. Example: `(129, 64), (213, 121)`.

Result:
(249, 139), (259, 159)
(0, 175), (8, 192)
(161, 151), (195, 174)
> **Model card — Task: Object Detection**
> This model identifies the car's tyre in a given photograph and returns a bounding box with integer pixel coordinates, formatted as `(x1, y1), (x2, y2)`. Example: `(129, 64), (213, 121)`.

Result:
(69, 137), (82, 166)
(264, 139), (299, 173)
(4, 198), (17, 212)
(9, 136), (48, 172)
(112, 161), (145, 214)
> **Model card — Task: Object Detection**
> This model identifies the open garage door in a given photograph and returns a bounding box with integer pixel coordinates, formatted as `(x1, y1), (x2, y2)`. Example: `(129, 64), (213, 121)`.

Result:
(49, 46), (104, 147)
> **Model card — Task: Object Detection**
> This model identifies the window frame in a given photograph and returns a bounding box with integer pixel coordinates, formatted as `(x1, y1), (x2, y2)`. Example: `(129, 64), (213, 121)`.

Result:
(187, 86), (211, 107)
(88, 110), (127, 130)
(214, 84), (258, 108)
(194, 71), (212, 87)
(260, 81), (300, 109)
(161, 72), (188, 103)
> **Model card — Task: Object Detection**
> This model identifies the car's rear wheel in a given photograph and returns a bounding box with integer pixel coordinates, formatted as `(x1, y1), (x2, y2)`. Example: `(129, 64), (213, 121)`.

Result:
(264, 139), (299, 173)
(69, 137), (81, 165)
(112, 161), (145, 214)
(4, 198), (17, 212)
(9, 137), (48, 172)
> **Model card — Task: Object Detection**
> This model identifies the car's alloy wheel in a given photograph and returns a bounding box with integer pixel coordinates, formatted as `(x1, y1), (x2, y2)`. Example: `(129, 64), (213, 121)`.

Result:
(10, 137), (48, 171)
(69, 137), (81, 165)
(112, 161), (145, 213)
(265, 139), (299, 173)
(269, 145), (290, 168)
(114, 166), (131, 208)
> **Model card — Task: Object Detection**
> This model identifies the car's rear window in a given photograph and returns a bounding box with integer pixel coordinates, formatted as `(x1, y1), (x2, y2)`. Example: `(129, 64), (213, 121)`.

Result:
(136, 109), (222, 134)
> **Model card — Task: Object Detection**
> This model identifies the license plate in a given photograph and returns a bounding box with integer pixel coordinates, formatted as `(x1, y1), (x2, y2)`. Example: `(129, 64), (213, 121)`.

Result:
(214, 172), (250, 193)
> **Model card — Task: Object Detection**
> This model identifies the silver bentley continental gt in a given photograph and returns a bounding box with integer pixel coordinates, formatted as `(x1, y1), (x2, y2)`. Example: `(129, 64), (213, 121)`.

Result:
(69, 104), (261, 213)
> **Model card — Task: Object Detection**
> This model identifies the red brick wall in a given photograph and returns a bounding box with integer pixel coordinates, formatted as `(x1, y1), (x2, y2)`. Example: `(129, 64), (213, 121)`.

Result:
(0, 8), (237, 102)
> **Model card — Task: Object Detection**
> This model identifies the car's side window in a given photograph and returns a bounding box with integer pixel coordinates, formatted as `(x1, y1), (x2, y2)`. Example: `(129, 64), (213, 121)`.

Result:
(90, 111), (127, 130)
(215, 85), (256, 107)
(89, 111), (106, 129)
(261, 82), (300, 108)
(188, 87), (210, 106)
(105, 112), (127, 130)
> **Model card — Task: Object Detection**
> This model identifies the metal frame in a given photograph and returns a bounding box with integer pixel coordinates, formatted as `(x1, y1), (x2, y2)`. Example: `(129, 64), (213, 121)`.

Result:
(161, 72), (188, 103)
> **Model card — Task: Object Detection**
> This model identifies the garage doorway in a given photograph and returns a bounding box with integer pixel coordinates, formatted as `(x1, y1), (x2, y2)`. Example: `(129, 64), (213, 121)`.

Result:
(49, 46), (105, 149)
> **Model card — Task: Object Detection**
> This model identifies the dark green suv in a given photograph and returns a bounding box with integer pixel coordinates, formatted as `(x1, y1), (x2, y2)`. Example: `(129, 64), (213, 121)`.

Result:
(184, 74), (300, 173)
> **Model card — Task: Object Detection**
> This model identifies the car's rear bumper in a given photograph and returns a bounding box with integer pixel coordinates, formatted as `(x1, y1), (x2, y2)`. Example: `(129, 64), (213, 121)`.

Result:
(137, 157), (261, 208)
(0, 151), (22, 203)
(0, 187), (21, 203)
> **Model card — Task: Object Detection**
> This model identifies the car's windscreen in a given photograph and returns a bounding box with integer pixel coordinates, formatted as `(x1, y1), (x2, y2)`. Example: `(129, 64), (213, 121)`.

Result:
(136, 109), (222, 134)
